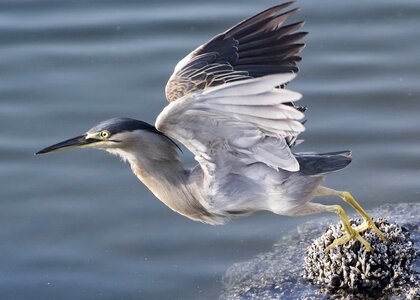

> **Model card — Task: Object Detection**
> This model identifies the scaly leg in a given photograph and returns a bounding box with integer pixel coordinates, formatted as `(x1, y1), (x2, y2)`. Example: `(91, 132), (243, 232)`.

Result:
(316, 187), (386, 241)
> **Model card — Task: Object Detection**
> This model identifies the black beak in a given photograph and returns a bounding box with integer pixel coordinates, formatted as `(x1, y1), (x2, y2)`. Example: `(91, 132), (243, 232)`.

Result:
(35, 135), (98, 155)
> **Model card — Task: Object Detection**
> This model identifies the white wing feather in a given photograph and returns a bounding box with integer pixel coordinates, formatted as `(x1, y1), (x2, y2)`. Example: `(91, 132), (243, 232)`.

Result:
(156, 74), (305, 173)
(201, 73), (296, 97)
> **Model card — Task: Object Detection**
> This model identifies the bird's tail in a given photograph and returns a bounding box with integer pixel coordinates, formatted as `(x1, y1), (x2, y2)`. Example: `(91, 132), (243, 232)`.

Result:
(294, 150), (352, 175)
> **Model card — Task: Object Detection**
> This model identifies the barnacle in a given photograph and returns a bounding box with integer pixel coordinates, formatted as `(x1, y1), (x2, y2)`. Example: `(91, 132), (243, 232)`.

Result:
(304, 219), (416, 297)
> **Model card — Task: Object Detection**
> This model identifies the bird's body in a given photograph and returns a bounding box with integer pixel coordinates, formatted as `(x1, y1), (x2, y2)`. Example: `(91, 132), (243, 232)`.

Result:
(37, 2), (385, 251)
(104, 121), (327, 225)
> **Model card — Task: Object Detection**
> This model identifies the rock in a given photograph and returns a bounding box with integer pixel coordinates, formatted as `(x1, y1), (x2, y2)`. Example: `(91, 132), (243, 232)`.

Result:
(220, 203), (419, 299)
(303, 219), (416, 297)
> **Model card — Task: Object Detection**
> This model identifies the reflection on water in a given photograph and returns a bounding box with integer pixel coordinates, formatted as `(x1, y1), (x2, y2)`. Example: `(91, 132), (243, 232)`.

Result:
(1, 0), (419, 299)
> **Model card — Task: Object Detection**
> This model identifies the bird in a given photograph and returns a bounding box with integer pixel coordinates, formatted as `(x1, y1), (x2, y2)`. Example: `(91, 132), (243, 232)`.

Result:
(36, 1), (385, 252)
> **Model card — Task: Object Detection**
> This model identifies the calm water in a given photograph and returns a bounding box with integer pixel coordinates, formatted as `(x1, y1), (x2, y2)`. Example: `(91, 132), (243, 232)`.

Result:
(1, 0), (419, 299)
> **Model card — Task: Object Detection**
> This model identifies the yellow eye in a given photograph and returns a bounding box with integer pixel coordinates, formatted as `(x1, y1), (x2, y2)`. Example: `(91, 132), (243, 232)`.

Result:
(100, 131), (110, 139)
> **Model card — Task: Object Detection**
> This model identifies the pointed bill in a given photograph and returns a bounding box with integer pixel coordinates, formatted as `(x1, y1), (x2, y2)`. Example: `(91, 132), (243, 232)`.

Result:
(35, 135), (97, 155)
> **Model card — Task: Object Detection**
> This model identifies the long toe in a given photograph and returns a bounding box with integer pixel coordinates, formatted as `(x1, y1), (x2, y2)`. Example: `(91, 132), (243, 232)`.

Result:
(325, 235), (351, 253)
(325, 227), (372, 253)
(353, 230), (372, 251)
(356, 219), (386, 241)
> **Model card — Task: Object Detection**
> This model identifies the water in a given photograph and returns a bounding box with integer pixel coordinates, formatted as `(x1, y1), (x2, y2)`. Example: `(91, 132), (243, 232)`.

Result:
(1, 0), (419, 299)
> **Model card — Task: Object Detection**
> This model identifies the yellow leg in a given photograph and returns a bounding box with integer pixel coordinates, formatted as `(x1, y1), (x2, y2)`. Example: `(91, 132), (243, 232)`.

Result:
(338, 191), (386, 241)
(325, 205), (372, 252)
(315, 186), (386, 241)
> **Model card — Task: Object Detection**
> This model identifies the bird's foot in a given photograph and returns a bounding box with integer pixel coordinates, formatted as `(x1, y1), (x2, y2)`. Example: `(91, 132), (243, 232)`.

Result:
(354, 217), (386, 241)
(325, 224), (371, 253)
(324, 204), (387, 253)
(338, 191), (387, 241)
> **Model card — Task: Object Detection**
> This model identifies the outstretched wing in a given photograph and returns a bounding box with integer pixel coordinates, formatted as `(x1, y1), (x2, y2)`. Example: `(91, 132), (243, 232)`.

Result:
(165, 2), (306, 103)
(157, 3), (307, 174)
(156, 73), (304, 173)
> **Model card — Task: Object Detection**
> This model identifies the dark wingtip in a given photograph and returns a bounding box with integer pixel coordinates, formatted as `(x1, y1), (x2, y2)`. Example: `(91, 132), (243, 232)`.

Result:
(300, 31), (309, 37)
(264, 1), (296, 13)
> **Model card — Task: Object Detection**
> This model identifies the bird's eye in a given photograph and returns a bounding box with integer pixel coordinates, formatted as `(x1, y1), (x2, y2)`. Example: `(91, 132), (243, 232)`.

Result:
(100, 131), (110, 139)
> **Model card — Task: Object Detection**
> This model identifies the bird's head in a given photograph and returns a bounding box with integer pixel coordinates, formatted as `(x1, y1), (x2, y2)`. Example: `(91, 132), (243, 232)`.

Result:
(36, 117), (169, 159)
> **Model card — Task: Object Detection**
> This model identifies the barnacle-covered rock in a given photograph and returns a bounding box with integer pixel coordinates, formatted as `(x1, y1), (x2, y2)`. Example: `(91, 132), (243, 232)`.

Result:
(221, 203), (419, 299)
(303, 219), (416, 297)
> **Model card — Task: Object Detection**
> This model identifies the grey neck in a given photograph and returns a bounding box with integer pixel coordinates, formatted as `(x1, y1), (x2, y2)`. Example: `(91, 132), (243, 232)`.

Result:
(110, 130), (220, 224)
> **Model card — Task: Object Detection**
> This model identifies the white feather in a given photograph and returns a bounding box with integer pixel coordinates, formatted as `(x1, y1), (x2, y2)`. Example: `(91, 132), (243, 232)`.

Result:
(201, 73), (296, 97)
(204, 103), (304, 120)
(198, 89), (302, 106)
(156, 74), (305, 173)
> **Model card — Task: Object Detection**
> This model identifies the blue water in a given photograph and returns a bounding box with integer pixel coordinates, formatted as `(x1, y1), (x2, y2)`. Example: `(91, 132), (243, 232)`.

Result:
(1, 0), (419, 299)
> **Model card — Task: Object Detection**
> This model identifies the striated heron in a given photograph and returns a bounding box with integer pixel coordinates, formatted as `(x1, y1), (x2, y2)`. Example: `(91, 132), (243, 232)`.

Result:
(37, 2), (385, 252)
